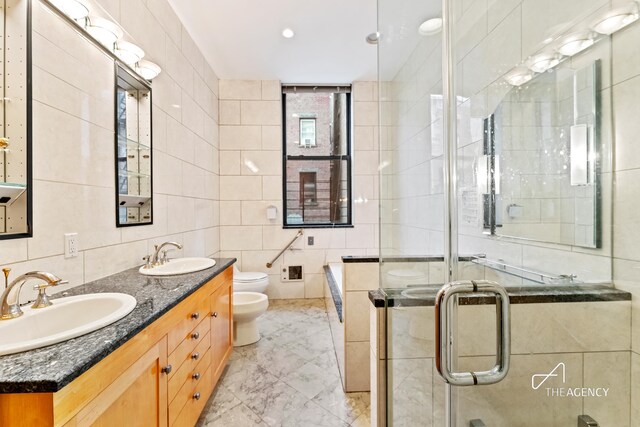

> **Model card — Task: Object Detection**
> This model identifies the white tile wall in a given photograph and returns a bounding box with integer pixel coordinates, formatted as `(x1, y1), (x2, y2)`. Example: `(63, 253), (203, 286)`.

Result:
(218, 80), (380, 300)
(0, 0), (220, 303)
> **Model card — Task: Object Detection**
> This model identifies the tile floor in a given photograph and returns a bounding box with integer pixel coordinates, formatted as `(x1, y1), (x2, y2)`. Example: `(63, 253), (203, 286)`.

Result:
(196, 299), (371, 427)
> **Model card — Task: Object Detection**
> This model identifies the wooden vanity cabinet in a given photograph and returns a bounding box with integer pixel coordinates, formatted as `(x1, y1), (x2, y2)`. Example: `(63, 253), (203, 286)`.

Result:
(0, 266), (234, 427)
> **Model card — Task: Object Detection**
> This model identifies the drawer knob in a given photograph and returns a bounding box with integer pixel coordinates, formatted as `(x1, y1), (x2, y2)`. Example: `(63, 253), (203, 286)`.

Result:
(191, 352), (200, 360)
(192, 372), (201, 380)
(191, 331), (200, 340)
(193, 392), (201, 400)
(212, 312), (218, 318)
(161, 365), (172, 374)
(191, 312), (200, 320)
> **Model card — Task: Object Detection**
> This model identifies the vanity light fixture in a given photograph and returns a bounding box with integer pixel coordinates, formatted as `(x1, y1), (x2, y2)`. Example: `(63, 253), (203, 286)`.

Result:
(84, 16), (123, 47)
(365, 32), (380, 44)
(418, 17), (443, 36)
(555, 31), (595, 56)
(526, 53), (562, 73)
(114, 41), (145, 65)
(592, 2), (639, 35)
(282, 28), (295, 38)
(504, 68), (533, 86)
(50, 0), (89, 20)
(135, 60), (162, 80)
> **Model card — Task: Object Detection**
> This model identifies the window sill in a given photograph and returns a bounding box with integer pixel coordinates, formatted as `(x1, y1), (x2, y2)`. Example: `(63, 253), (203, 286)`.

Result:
(283, 224), (354, 229)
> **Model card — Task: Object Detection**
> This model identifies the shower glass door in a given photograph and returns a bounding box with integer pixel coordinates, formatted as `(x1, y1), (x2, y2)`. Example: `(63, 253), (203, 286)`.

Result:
(378, 0), (633, 425)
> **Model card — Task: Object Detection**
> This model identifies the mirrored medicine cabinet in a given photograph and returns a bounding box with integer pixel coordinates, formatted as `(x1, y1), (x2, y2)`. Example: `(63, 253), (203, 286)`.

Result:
(115, 64), (153, 227)
(0, 0), (32, 240)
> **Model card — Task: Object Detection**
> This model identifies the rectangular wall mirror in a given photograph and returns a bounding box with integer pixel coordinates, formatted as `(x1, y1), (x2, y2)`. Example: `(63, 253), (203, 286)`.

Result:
(0, 0), (31, 239)
(483, 61), (601, 248)
(115, 64), (152, 227)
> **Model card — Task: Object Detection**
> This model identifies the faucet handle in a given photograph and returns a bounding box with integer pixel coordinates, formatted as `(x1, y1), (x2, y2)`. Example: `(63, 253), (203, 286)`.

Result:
(2, 268), (10, 290)
(33, 279), (68, 291)
(31, 280), (67, 309)
(161, 249), (177, 264)
(142, 255), (153, 269)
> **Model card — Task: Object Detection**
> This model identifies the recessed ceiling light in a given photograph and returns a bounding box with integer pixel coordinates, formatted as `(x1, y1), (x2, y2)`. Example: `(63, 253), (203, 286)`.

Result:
(282, 28), (295, 38)
(365, 32), (380, 44)
(526, 53), (561, 73)
(419, 17), (443, 36)
(555, 32), (595, 56)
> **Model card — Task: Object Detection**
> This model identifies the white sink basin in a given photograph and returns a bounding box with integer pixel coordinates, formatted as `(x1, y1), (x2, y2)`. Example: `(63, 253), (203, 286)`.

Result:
(0, 293), (137, 356)
(139, 257), (216, 276)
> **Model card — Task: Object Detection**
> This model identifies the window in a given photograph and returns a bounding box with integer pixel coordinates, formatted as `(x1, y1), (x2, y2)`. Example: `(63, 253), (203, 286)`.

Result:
(299, 118), (316, 147)
(282, 85), (352, 228)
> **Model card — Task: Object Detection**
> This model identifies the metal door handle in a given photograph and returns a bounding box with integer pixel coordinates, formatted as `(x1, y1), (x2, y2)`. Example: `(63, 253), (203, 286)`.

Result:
(435, 280), (510, 386)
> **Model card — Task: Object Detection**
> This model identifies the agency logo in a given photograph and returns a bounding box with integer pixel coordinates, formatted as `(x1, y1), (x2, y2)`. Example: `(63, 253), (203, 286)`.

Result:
(531, 362), (609, 398)
(531, 362), (565, 390)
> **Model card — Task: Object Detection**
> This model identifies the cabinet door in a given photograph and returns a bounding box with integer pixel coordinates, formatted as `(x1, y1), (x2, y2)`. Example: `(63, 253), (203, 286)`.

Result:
(210, 279), (233, 382)
(73, 337), (169, 427)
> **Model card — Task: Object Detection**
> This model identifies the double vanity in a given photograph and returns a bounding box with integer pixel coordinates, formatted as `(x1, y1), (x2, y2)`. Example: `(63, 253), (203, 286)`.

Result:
(0, 257), (235, 427)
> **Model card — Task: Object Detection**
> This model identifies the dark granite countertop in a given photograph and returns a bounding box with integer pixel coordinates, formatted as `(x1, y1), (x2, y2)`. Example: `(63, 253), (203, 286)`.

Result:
(0, 258), (236, 394)
(368, 284), (631, 308)
(323, 265), (343, 322)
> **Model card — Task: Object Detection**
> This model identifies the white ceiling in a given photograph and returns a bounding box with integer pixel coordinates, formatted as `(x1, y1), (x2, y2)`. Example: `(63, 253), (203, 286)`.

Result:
(167, 0), (378, 83)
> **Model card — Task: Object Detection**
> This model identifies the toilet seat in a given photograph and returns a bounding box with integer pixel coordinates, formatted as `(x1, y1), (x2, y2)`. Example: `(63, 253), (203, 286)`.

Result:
(234, 271), (268, 282)
(386, 269), (428, 286)
(233, 270), (269, 293)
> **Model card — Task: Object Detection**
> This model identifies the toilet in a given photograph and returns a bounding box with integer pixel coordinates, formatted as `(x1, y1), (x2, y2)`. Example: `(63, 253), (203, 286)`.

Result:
(232, 268), (269, 346)
(386, 268), (429, 287)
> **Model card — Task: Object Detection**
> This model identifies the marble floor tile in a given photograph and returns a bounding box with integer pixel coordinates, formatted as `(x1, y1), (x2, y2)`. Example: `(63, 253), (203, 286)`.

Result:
(196, 298), (371, 427)
(244, 380), (309, 426)
(197, 402), (268, 426)
(281, 400), (350, 427)
(312, 382), (371, 424)
(282, 360), (341, 399)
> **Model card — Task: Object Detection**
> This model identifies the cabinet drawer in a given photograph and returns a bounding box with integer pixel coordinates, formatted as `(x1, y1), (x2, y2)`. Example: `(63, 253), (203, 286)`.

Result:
(168, 350), (211, 426)
(168, 319), (210, 380)
(167, 293), (210, 354)
(168, 332), (211, 403)
(170, 364), (213, 427)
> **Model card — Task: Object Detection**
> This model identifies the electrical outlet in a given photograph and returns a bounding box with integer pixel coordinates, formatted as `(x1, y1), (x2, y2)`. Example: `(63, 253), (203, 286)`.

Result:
(65, 233), (79, 258)
(307, 236), (314, 246)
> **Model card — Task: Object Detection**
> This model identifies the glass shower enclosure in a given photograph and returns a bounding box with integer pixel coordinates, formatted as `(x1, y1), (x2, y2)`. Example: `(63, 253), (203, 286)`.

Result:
(377, 0), (635, 425)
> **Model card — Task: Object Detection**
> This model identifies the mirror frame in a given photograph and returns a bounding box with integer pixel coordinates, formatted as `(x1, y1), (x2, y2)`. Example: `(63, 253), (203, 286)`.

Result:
(113, 63), (153, 228)
(0, 0), (33, 240)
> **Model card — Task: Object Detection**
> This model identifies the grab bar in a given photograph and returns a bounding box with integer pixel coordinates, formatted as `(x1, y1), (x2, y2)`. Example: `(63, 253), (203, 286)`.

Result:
(266, 229), (303, 268)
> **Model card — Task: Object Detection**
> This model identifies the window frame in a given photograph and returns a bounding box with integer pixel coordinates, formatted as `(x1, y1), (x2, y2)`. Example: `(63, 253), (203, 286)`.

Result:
(299, 118), (317, 147)
(281, 87), (353, 229)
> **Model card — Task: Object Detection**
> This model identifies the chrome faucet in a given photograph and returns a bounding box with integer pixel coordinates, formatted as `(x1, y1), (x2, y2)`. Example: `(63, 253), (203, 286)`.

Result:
(151, 242), (183, 266)
(0, 271), (67, 320)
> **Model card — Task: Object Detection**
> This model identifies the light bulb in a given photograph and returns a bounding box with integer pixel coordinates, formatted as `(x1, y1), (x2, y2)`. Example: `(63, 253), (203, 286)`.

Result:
(135, 60), (162, 80)
(84, 16), (123, 47)
(114, 41), (145, 65)
(526, 53), (561, 73)
(556, 32), (595, 56)
(50, 0), (89, 20)
(418, 18), (443, 36)
(505, 69), (533, 86)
